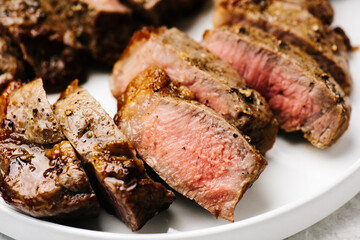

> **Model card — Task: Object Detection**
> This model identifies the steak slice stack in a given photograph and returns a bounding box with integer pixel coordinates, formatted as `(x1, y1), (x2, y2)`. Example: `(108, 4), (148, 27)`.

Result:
(202, 25), (351, 148)
(119, 0), (205, 26)
(47, 0), (133, 64)
(214, 0), (352, 95)
(53, 80), (175, 231)
(116, 67), (267, 222)
(0, 0), (87, 91)
(0, 79), (99, 218)
(110, 27), (278, 154)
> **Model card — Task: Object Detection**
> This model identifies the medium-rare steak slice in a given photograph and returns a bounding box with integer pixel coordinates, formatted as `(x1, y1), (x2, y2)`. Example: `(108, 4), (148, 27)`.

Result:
(214, 0), (352, 95)
(0, 26), (26, 92)
(111, 27), (278, 154)
(203, 25), (351, 148)
(47, 0), (133, 64)
(116, 67), (267, 222)
(0, 0), (87, 91)
(119, 0), (205, 26)
(0, 79), (99, 218)
(53, 81), (175, 231)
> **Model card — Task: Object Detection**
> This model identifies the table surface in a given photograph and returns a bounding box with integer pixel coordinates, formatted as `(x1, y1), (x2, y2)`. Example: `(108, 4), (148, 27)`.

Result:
(1, 191), (360, 240)
(286, 192), (360, 240)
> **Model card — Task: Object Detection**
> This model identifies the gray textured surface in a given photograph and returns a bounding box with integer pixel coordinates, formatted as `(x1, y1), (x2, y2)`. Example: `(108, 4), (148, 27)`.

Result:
(286, 192), (360, 240)
(0, 233), (12, 240)
(0, 192), (360, 239)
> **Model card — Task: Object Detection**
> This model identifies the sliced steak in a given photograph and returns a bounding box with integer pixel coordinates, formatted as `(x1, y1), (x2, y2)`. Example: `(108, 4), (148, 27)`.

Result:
(47, 0), (133, 64)
(119, 0), (205, 26)
(203, 25), (351, 148)
(116, 67), (267, 222)
(110, 27), (278, 154)
(0, 79), (99, 218)
(0, 26), (26, 92)
(53, 80), (175, 231)
(0, 0), (87, 91)
(214, 0), (352, 95)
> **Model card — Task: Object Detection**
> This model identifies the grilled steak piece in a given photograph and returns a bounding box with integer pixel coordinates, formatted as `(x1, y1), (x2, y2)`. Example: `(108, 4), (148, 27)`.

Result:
(120, 0), (205, 26)
(301, 0), (333, 25)
(277, 0), (334, 25)
(4, 81), (64, 145)
(203, 25), (351, 148)
(110, 27), (278, 154)
(0, 79), (99, 218)
(116, 67), (267, 222)
(53, 81), (175, 231)
(214, 0), (352, 95)
(47, 0), (133, 64)
(0, 26), (26, 92)
(0, 0), (87, 91)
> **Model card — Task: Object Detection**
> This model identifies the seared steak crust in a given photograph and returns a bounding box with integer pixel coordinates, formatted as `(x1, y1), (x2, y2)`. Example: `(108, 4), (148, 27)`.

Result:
(47, 0), (133, 64)
(214, 0), (352, 95)
(111, 27), (278, 154)
(116, 67), (267, 222)
(5, 79), (64, 145)
(53, 81), (175, 231)
(0, 0), (87, 91)
(303, 0), (333, 25)
(277, 0), (334, 25)
(0, 140), (99, 218)
(203, 25), (351, 148)
(0, 79), (99, 218)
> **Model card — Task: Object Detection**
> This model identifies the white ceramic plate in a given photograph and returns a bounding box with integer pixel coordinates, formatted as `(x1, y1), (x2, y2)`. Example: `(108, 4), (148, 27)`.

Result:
(1, 0), (360, 239)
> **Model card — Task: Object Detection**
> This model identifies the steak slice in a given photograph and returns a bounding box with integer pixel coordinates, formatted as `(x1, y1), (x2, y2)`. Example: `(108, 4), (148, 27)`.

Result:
(202, 25), (351, 148)
(53, 80), (175, 231)
(214, 0), (352, 95)
(47, 0), (133, 64)
(115, 67), (267, 222)
(0, 79), (99, 218)
(110, 26), (278, 154)
(0, 0), (87, 91)
(119, 0), (205, 26)
(0, 26), (26, 92)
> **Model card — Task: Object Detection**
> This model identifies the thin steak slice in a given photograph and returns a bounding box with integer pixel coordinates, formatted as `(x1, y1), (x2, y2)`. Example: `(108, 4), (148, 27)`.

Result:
(0, 79), (99, 218)
(213, 0), (352, 95)
(47, 0), (133, 64)
(110, 26), (278, 154)
(203, 25), (351, 148)
(0, 26), (26, 92)
(53, 81), (175, 231)
(0, 0), (87, 91)
(116, 67), (267, 222)
(119, 0), (205, 26)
